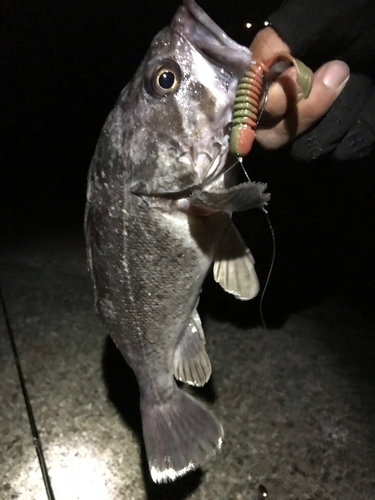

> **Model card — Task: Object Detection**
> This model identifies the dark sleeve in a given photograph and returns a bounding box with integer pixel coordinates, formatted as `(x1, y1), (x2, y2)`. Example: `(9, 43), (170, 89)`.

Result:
(267, 0), (375, 161)
(268, 0), (375, 73)
(290, 75), (375, 161)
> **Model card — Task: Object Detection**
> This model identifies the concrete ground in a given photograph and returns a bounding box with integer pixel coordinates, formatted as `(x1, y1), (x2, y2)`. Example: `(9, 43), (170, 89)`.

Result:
(1, 228), (374, 500)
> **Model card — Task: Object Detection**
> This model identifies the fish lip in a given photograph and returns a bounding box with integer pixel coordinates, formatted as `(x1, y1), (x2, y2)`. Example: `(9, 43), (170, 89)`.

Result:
(131, 164), (225, 201)
(176, 0), (252, 78)
(131, 146), (230, 201)
(131, 185), (194, 201)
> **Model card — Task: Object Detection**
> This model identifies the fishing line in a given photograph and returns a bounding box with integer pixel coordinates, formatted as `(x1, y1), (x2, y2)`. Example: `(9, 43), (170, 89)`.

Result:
(258, 210), (275, 330)
(238, 155), (250, 181)
(0, 287), (56, 500)
(238, 160), (275, 330)
(256, 82), (269, 129)
(255, 81), (273, 329)
(225, 155), (241, 176)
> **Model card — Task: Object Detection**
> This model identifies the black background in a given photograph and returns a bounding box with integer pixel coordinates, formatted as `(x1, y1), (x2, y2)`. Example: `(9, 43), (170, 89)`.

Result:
(2, 0), (374, 324)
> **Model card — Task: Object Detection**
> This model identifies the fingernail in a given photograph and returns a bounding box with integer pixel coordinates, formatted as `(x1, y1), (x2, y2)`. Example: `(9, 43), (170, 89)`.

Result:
(322, 60), (350, 90)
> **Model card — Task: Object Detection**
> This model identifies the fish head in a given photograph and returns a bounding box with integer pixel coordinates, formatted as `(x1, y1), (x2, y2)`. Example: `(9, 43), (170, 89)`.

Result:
(121, 0), (251, 195)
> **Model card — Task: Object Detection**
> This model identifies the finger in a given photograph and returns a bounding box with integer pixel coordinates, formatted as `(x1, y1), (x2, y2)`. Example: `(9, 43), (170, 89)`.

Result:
(260, 65), (304, 123)
(250, 27), (290, 61)
(256, 60), (350, 150)
(250, 27), (310, 121)
(292, 74), (374, 161)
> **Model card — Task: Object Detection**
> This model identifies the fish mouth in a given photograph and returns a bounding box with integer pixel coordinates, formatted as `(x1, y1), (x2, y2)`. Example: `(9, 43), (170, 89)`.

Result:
(132, 151), (270, 219)
(131, 139), (232, 202)
(176, 0), (251, 79)
(138, 174), (270, 219)
(132, 150), (236, 217)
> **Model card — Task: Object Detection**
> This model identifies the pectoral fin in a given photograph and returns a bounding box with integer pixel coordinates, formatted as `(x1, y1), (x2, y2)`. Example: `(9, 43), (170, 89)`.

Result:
(213, 219), (259, 300)
(173, 310), (212, 387)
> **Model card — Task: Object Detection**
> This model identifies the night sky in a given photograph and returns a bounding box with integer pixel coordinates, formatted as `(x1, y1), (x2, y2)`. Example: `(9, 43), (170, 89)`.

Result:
(2, 0), (374, 321)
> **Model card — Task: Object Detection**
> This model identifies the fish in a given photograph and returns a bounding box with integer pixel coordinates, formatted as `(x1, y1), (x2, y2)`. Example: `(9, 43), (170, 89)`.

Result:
(84, 0), (270, 483)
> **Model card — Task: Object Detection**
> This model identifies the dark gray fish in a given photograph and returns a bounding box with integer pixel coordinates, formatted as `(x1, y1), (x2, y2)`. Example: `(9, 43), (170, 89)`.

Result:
(85, 0), (269, 482)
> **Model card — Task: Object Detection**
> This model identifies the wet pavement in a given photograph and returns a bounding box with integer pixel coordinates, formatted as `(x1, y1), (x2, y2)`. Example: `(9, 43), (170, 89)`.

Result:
(1, 229), (374, 500)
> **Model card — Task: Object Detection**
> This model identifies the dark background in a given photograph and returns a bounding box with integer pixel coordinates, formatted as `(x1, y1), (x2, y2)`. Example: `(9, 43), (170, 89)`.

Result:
(2, 0), (374, 324)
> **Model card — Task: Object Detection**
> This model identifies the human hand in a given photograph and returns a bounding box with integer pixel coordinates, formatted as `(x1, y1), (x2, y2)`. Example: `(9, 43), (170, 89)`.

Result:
(251, 27), (350, 151)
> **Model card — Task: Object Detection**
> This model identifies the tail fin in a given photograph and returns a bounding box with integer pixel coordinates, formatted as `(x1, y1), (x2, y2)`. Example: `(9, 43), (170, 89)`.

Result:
(141, 385), (223, 483)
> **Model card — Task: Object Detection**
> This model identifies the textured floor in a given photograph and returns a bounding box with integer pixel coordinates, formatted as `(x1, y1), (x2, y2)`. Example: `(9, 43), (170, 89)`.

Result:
(1, 229), (374, 500)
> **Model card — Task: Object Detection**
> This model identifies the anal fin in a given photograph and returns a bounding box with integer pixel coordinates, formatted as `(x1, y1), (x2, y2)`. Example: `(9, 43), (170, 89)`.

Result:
(173, 310), (212, 387)
(213, 219), (259, 300)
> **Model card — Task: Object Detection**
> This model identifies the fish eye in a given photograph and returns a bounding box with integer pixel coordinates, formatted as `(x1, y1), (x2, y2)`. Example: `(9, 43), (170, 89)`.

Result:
(149, 60), (181, 97)
(158, 70), (176, 90)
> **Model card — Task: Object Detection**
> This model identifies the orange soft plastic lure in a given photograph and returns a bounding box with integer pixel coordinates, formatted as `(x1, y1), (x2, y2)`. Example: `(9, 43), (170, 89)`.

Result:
(231, 54), (312, 157)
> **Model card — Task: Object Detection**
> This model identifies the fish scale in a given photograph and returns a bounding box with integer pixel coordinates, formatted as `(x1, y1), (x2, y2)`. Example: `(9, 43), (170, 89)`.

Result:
(85, 0), (269, 483)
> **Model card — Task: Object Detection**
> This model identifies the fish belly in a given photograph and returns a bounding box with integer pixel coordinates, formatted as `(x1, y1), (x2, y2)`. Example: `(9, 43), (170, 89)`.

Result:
(92, 197), (210, 366)
(86, 191), (225, 481)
